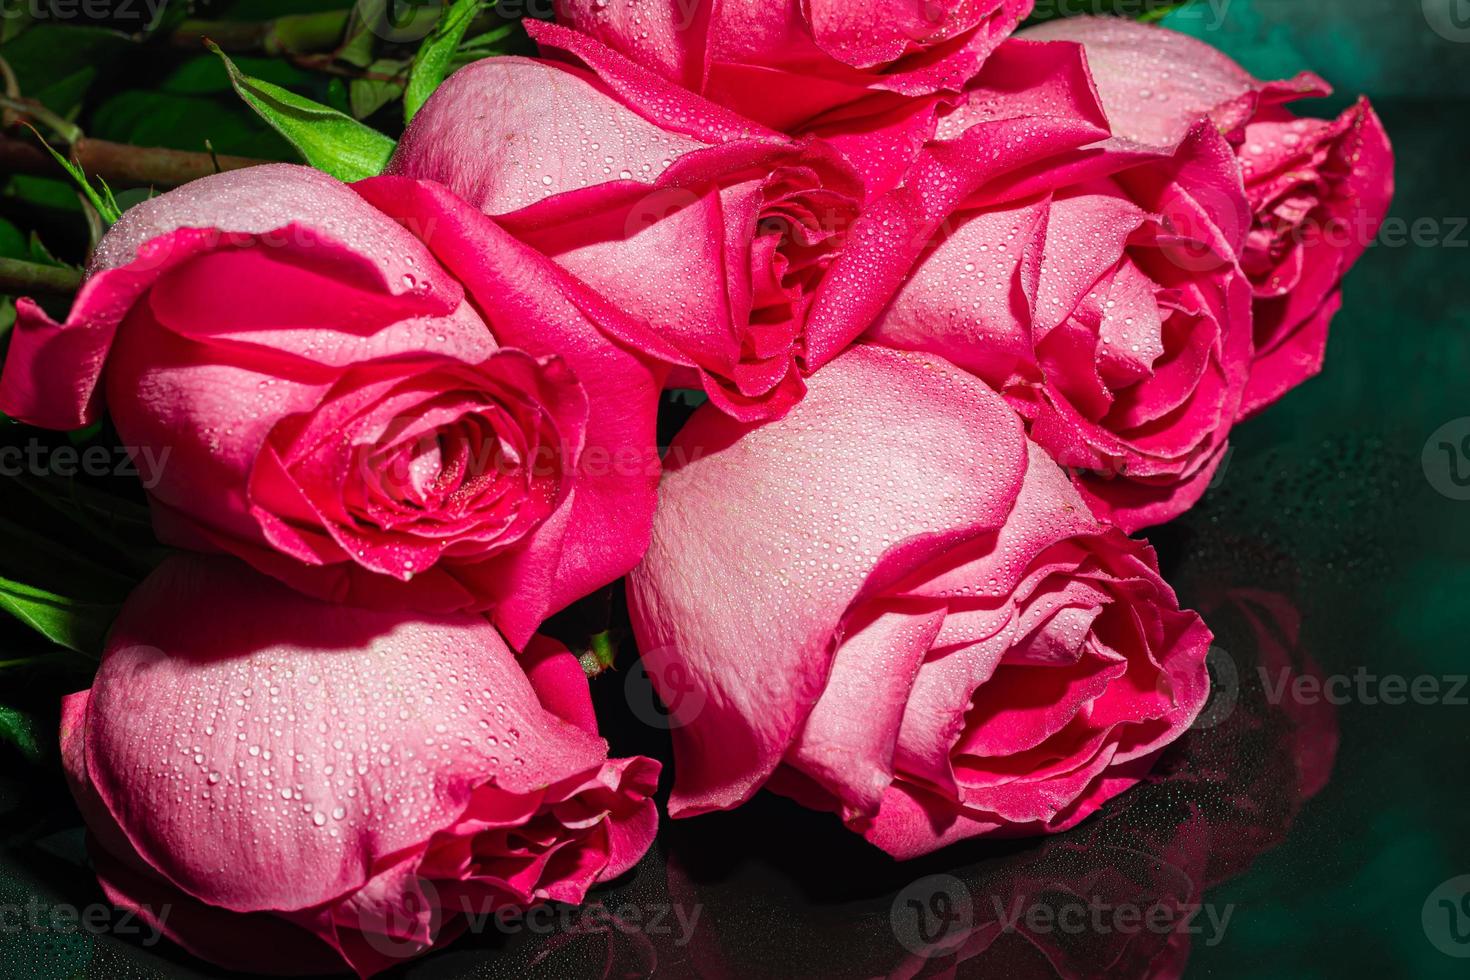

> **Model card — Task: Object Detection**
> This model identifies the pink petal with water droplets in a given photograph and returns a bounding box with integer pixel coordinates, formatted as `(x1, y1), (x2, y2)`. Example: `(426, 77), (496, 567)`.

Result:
(629, 345), (1028, 817)
(1019, 17), (1326, 150)
(64, 554), (660, 976)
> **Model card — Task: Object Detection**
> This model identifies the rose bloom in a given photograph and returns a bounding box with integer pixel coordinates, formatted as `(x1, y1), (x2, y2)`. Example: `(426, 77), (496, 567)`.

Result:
(62, 553), (659, 977)
(0, 164), (663, 646)
(628, 345), (1211, 859)
(864, 37), (1255, 531)
(552, 0), (1035, 194)
(1021, 17), (1393, 416)
(389, 22), (883, 421)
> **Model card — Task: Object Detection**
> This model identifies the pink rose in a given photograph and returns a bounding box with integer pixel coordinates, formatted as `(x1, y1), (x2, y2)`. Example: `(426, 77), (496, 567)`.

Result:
(865, 38), (1255, 531)
(552, 0), (1034, 194)
(1021, 17), (1394, 416)
(389, 23), (879, 421)
(61, 553), (659, 977)
(0, 164), (663, 646)
(627, 344), (1211, 859)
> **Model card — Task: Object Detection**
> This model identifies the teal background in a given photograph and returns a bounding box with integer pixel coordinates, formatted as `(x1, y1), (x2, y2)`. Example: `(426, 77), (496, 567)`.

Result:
(1157, 1), (1470, 977)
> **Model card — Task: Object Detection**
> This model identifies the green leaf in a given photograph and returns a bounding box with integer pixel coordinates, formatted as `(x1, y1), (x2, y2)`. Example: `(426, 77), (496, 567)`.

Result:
(1138, 0), (1192, 23)
(1022, 0), (1194, 25)
(209, 41), (395, 182)
(0, 575), (116, 655)
(0, 25), (133, 119)
(0, 705), (40, 761)
(457, 23), (518, 58)
(91, 89), (294, 161)
(0, 217), (26, 259)
(580, 630), (618, 678)
(27, 128), (122, 225)
(2, 174), (83, 213)
(351, 59), (410, 120)
(404, 0), (481, 123)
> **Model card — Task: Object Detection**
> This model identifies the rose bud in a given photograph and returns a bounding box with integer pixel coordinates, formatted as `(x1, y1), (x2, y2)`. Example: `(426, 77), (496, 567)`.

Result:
(628, 344), (1211, 859)
(865, 38), (1255, 531)
(551, 0), (1035, 194)
(61, 553), (659, 977)
(389, 23), (883, 421)
(0, 164), (663, 646)
(1020, 16), (1394, 416)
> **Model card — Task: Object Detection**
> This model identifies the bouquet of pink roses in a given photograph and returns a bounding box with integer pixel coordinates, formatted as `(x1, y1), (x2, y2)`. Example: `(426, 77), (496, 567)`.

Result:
(0, 2), (1390, 975)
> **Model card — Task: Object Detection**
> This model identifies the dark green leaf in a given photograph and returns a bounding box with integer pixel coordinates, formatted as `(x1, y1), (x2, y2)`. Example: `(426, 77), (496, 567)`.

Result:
(209, 42), (395, 181)
(3, 174), (82, 213)
(351, 59), (410, 119)
(91, 89), (293, 160)
(0, 704), (40, 761)
(1138, 0), (1192, 22)
(0, 25), (132, 118)
(0, 217), (26, 260)
(1023, 0), (1195, 26)
(404, 0), (481, 123)
(0, 574), (116, 655)
(27, 129), (122, 224)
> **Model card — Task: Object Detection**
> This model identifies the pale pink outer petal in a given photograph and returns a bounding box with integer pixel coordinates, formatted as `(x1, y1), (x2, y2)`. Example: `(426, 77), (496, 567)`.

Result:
(387, 57), (709, 217)
(1018, 16), (1328, 149)
(389, 25), (783, 219)
(389, 30), (868, 423)
(0, 165), (454, 429)
(867, 198), (1046, 382)
(79, 554), (611, 916)
(628, 344), (1028, 816)
(63, 554), (661, 975)
(784, 600), (948, 818)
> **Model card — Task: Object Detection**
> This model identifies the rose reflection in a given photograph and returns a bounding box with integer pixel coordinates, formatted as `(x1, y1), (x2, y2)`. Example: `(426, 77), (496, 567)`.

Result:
(454, 585), (1334, 980)
(881, 586), (1337, 979)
